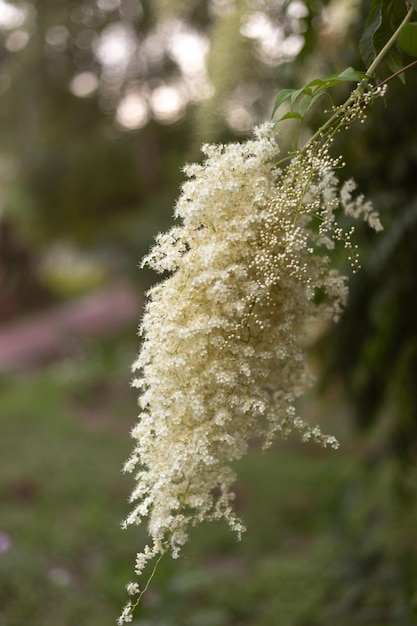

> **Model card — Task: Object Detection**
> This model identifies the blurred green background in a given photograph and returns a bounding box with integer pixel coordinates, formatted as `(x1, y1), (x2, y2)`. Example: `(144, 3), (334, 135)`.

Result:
(0, 1), (416, 624)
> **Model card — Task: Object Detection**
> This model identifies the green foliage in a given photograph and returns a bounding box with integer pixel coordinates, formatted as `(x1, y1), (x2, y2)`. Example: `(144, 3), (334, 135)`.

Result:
(318, 38), (417, 443)
(307, 458), (417, 626)
(398, 22), (417, 56)
(0, 335), (140, 625)
(324, 197), (417, 454)
(359, 0), (415, 75)
(271, 68), (366, 124)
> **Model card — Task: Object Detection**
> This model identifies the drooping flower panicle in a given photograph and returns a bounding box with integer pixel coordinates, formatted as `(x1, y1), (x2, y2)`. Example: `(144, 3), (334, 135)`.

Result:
(119, 120), (381, 623)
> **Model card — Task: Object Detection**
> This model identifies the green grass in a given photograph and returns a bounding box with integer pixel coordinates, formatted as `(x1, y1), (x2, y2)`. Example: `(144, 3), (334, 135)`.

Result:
(1, 331), (415, 626)
(0, 332), (140, 626)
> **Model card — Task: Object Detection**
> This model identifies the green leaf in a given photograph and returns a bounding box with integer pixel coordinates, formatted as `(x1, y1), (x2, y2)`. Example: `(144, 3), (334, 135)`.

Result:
(333, 67), (367, 82)
(305, 78), (325, 90)
(360, 0), (383, 68)
(308, 90), (332, 111)
(360, 0), (410, 74)
(271, 66), (365, 121)
(298, 94), (312, 117)
(398, 22), (417, 57)
(319, 68), (366, 89)
(271, 88), (297, 118)
(372, 0), (407, 56)
(290, 87), (311, 109)
(387, 45), (406, 78)
(279, 112), (303, 121)
(289, 88), (303, 109)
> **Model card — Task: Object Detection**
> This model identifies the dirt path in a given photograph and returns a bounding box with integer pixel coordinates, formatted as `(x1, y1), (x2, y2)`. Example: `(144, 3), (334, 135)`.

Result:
(0, 283), (142, 372)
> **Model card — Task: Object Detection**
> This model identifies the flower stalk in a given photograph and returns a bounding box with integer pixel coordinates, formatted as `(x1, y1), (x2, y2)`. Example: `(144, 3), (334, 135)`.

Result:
(118, 5), (414, 624)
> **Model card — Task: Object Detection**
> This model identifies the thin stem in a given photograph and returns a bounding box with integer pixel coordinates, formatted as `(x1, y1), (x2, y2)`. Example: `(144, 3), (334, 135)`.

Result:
(302, 91), (355, 151)
(132, 549), (167, 610)
(377, 58), (417, 88)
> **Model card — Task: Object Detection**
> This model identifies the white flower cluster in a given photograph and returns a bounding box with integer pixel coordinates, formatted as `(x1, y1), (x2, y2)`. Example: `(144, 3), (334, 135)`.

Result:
(119, 123), (381, 623)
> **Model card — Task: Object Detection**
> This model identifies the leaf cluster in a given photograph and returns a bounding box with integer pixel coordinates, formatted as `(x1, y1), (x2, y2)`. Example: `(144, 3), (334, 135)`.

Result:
(360, 0), (417, 76)
(271, 68), (366, 124)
